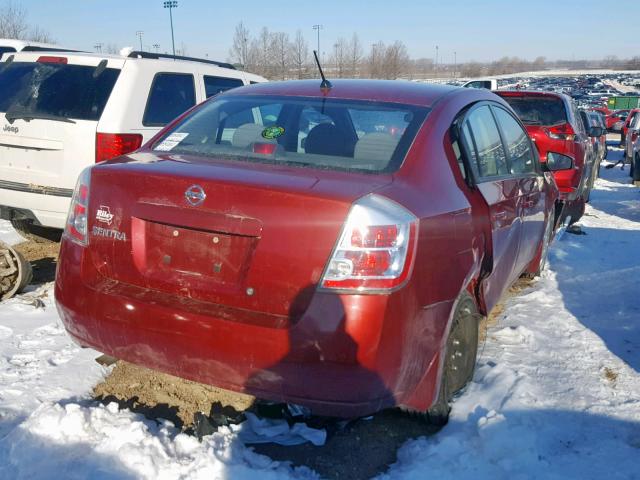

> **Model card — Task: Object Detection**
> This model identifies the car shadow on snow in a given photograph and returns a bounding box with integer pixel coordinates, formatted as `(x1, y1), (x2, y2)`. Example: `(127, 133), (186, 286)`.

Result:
(551, 168), (640, 372)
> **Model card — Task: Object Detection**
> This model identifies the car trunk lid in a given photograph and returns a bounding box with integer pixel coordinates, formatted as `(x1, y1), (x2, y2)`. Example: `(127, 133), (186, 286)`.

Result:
(87, 153), (393, 319)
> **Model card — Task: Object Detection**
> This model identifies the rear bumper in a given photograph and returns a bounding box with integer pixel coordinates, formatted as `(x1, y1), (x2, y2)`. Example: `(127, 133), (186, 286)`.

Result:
(0, 187), (69, 229)
(54, 239), (447, 418)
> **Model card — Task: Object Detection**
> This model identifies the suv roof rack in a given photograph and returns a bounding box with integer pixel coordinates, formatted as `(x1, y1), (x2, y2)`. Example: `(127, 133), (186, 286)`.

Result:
(127, 51), (236, 70)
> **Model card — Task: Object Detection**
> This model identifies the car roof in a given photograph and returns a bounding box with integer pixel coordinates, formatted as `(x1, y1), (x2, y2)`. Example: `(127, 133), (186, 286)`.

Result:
(0, 38), (65, 50)
(2, 50), (266, 80)
(223, 79), (459, 107)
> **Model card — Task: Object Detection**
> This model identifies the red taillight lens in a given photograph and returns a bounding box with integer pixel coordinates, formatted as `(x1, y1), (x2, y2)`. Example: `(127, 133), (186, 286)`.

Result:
(64, 168), (91, 246)
(545, 123), (575, 141)
(96, 133), (143, 163)
(632, 132), (639, 142)
(320, 194), (418, 292)
(37, 56), (67, 64)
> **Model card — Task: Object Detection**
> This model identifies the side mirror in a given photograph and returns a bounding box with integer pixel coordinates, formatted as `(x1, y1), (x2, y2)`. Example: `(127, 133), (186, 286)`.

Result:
(589, 126), (604, 137)
(547, 152), (573, 171)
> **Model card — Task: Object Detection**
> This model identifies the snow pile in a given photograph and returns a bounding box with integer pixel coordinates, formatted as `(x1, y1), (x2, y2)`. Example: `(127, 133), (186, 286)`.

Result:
(1, 151), (639, 479)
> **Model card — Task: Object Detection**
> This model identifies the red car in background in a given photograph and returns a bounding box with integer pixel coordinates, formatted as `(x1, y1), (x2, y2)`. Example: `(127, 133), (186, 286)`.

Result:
(606, 109), (630, 131)
(497, 91), (601, 224)
(620, 108), (640, 146)
(55, 80), (558, 424)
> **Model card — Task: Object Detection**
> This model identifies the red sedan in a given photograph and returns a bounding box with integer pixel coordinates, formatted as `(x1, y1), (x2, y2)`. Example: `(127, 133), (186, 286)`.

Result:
(496, 91), (601, 224)
(55, 80), (558, 424)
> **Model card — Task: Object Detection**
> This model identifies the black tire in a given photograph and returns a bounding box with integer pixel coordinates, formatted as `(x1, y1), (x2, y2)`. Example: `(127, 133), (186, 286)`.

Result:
(10, 218), (62, 243)
(634, 154), (640, 183)
(425, 293), (480, 426)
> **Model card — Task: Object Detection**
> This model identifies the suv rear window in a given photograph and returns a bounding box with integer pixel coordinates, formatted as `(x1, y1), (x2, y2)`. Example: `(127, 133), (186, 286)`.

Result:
(143, 72), (196, 126)
(0, 61), (120, 121)
(152, 95), (429, 173)
(204, 75), (244, 98)
(501, 96), (567, 126)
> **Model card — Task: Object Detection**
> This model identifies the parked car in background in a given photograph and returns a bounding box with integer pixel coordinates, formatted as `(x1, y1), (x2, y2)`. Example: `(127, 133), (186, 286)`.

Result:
(624, 113), (640, 182)
(606, 109), (630, 132)
(620, 108), (640, 146)
(497, 90), (600, 224)
(0, 50), (266, 240)
(462, 79), (497, 90)
(55, 80), (558, 425)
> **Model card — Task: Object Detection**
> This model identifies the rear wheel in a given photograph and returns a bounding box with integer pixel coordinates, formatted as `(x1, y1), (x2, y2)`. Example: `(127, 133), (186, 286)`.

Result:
(424, 293), (479, 426)
(10, 218), (62, 243)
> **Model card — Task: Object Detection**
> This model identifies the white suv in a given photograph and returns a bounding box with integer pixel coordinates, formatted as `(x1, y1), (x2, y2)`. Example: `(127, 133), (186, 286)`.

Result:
(0, 50), (266, 237)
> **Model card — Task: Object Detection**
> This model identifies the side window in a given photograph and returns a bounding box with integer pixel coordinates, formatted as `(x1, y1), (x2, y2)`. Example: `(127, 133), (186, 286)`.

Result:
(493, 107), (536, 174)
(143, 73), (196, 126)
(464, 105), (509, 178)
(203, 75), (244, 98)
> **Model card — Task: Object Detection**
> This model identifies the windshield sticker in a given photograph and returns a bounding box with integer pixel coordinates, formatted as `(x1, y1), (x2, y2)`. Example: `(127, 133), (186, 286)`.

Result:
(261, 126), (285, 139)
(155, 132), (189, 152)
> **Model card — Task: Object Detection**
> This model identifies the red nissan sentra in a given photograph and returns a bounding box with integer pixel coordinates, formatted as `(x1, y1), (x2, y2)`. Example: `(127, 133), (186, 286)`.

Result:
(55, 80), (558, 424)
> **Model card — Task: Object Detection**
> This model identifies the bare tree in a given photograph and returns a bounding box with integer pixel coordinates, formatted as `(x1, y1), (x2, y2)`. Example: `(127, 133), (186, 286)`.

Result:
(347, 33), (363, 78)
(0, 1), (27, 39)
(27, 25), (53, 43)
(330, 37), (348, 77)
(105, 43), (120, 55)
(291, 29), (308, 79)
(272, 31), (290, 80)
(383, 41), (410, 79)
(229, 21), (250, 68)
(367, 41), (385, 78)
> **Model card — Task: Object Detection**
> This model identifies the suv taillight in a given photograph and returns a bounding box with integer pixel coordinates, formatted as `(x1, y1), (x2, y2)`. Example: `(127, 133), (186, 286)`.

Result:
(96, 133), (143, 163)
(64, 167), (91, 246)
(320, 194), (418, 292)
(545, 123), (575, 141)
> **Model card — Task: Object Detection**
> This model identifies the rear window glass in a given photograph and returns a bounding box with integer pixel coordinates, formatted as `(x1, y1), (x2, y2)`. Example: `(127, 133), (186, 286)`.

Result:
(501, 96), (567, 126)
(204, 75), (244, 98)
(143, 72), (196, 126)
(0, 61), (120, 121)
(151, 95), (429, 173)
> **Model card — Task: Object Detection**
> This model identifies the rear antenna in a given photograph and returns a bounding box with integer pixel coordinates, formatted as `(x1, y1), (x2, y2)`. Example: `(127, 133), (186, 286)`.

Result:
(313, 50), (332, 91)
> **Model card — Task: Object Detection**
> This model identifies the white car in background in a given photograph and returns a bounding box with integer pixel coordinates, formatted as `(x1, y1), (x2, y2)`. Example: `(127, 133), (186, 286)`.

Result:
(0, 50), (266, 239)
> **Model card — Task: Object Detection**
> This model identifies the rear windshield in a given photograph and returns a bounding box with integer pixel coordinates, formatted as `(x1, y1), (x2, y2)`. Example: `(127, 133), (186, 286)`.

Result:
(501, 96), (567, 126)
(0, 61), (120, 121)
(151, 95), (429, 173)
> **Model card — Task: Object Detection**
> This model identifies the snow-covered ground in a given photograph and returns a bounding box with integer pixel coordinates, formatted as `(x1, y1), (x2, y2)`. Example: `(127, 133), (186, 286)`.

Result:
(1, 151), (639, 479)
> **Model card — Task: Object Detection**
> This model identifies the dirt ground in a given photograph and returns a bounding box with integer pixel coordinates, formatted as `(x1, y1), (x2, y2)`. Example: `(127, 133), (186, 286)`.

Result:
(13, 239), (60, 284)
(17, 234), (531, 479)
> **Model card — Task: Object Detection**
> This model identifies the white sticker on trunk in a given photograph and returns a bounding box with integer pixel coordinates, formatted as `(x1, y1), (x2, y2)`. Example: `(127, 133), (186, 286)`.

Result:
(155, 132), (189, 151)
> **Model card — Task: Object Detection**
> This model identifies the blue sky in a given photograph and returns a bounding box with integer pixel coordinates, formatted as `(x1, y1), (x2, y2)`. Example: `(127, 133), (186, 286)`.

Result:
(21, 0), (638, 62)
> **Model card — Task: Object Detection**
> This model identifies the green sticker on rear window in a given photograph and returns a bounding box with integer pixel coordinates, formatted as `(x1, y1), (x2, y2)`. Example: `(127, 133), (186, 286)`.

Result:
(262, 126), (285, 139)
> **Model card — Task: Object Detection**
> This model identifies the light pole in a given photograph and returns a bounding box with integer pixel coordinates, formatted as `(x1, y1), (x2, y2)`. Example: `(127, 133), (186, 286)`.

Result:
(313, 24), (322, 61)
(435, 45), (439, 78)
(153, 43), (160, 53)
(93, 42), (102, 53)
(163, 1), (178, 57)
(136, 31), (144, 51)
(454, 51), (457, 79)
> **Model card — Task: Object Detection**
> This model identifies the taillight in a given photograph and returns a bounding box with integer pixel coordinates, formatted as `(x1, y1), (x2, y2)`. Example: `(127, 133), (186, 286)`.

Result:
(64, 167), (91, 246)
(544, 123), (575, 141)
(37, 56), (67, 64)
(320, 194), (418, 292)
(96, 133), (143, 163)
(632, 131), (639, 142)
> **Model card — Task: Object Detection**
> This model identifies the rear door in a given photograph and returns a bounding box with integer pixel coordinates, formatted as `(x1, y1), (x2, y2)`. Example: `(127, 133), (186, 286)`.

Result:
(459, 104), (523, 312)
(492, 105), (546, 275)
(0, 54), (122, 191)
